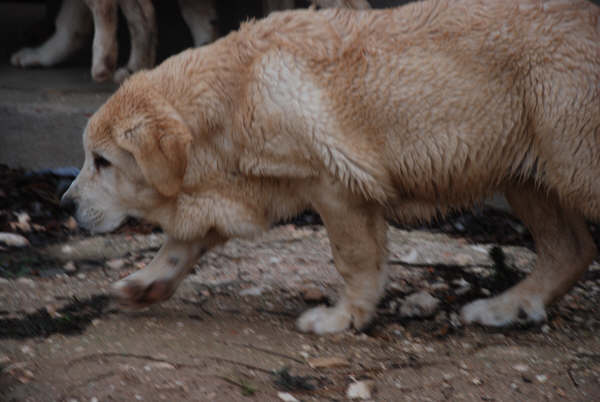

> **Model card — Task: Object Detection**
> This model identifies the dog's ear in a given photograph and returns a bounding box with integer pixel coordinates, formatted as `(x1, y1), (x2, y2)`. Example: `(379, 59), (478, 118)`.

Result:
(116, 116), (192, 197)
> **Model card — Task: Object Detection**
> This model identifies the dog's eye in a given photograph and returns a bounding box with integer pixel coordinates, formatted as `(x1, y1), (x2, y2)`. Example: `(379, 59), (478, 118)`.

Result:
(93, 154), (111, 170)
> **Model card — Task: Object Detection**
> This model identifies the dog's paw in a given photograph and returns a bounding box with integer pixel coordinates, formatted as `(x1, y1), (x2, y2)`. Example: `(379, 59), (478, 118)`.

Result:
(111, 278), (176, 308)
(296, 302), (374, 334)
(11, 48), (43, 67)
(297, 305), (352, 334)
(461, 294), (546, 326)
(113, 67), (131, 84)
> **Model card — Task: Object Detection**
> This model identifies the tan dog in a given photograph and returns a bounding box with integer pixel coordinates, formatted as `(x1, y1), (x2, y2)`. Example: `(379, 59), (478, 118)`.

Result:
(62, 0), (600, 334)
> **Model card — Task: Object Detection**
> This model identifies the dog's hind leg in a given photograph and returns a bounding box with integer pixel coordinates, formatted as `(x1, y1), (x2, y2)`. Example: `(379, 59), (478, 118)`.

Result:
(297, 183), (388, 334)
(114, 0), (156, 83)
(111, 233), (223, 308)
(11, 0), (92, 68)
(178, 0), (218, 47)
(462, 184), (596, 326)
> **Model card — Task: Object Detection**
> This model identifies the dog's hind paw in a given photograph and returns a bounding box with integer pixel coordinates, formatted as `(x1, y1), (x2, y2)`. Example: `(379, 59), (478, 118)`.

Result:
(461, 294), (547, 327)
(297, 305), (353, 334)
(296, 301), (374, 334)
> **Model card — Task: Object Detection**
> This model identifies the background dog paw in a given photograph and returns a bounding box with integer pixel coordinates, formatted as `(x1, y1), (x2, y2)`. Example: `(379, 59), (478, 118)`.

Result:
(11, 48), (44, 67)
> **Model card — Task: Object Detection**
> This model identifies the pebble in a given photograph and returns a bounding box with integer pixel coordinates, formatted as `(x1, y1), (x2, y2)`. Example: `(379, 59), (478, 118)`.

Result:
(0, 232), (30, 247)
(399, 291), (440, 318)
(536, 374), (548, 383)
(20, 346), (34, 357)
(77, 273), (86, 280)
(17, 277), (36, 288)
(64, 216), (78, 231)
(307, 356), (350, 369)
(63, 261), (77, 273)
(277, 392), (299, 402)
(239, 286), (264, 296)
(106, 258), (126, 270)
(300, 286), (326, 302)
(513, 364), (529, 372)
(399, 249), (419, 263)
(91, 398), (99, 402)
(346, 380), (375, 400)
(472, 377), (482, 385)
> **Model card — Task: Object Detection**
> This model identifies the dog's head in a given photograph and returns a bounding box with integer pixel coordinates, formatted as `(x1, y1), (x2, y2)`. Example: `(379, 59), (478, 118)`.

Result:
(61, 77), (192, 234)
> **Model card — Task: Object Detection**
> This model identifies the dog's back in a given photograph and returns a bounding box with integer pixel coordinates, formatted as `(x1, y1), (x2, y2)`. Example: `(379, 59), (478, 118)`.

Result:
(225, 0), (600, 219)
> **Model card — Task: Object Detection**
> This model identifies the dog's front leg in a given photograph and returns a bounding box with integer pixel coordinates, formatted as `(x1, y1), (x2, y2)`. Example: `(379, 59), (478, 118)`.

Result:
(297, 189), (388, 334)
(11, 0), (92, 68)
(111, 234), (221, 308)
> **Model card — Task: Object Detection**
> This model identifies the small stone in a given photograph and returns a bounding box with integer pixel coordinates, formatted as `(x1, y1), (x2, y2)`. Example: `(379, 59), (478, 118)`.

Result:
(74, 346), (84, 353)
(536, 374), (548, 383)
(399, 291), (440, 318)
(472, 377), (482, 385)
(239, 286), (264, 296)
(17, 277), (36, 288)
(63, 261), (77, 273)
(454, 253), (473, 265)
(64, 216), (78, 231)
(541, 324), (551, 333)
(399, 249), (419, 263)
(513, 364), (529, 372)
(145, 362), (175, 370)
(346, 380), (375, 400)
(77, 273), (86, 280)
(0, 232), (30, 247)
(91, 398), (99, 402)
(307, 356), (350, 369)
(301, 286), (325, 302)
(106, 258), (126, 270)
(430, 282), (449, 291)
(277, 392), (299, 402)
(20, 346), (34, 357)
(61, 245), (74, 254)
(135, 395), (143, 400)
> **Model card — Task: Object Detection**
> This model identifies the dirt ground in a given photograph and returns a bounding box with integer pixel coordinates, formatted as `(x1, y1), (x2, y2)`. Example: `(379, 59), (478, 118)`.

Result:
(1, 223), (600, 402)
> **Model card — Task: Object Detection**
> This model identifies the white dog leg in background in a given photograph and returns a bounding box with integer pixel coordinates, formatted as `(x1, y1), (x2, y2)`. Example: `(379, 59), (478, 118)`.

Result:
(178, 0), (218, 47)
(297, 186), (388, 334)
(111, 234), (222, 308)
(113, 0), (156, 83)
(83, 0), (118, 82)
(11, 0), (92, 68)
(462, 184), (597, 326)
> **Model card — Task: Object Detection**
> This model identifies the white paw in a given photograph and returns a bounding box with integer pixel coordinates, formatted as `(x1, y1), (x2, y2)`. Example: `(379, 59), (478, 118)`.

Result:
(296, 305), (353, 334)
(461, 294), (546, 327)
(113, 67), (131, 84)
(11, 48), (44, 67)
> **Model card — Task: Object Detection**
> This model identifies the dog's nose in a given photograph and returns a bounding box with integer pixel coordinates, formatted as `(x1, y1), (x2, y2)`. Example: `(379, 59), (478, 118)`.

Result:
(60, 195), (77, 215)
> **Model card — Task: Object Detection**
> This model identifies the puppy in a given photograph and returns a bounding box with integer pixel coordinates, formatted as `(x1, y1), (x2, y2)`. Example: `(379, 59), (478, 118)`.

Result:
(10, 0), (369, 83)
(62, 0), (600, 334)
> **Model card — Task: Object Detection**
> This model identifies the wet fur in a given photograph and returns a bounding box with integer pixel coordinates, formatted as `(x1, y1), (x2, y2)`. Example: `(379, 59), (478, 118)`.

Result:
(64, 0), (600, 332)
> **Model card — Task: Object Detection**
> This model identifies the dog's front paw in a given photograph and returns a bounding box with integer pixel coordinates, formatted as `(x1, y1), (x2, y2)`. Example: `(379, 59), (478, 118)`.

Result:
(111, 278), (176, 308)
(296, 302), (374, 334)
(461, 294), (546, 326)
(11, 48), (44, 67)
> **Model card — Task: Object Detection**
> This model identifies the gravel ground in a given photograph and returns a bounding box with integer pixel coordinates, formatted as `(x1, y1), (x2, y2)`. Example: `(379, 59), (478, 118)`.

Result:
(1, 225), (600, 401)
